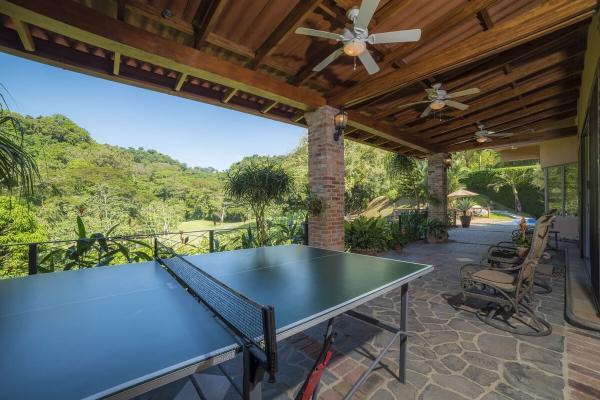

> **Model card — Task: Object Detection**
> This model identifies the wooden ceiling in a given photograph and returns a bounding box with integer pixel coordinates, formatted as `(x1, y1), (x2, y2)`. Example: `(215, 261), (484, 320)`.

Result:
(0, 0), (595, 156)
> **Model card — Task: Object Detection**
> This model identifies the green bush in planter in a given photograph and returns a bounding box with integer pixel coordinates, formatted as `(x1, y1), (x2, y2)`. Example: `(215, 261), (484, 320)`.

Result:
(345, 216), (392, 252)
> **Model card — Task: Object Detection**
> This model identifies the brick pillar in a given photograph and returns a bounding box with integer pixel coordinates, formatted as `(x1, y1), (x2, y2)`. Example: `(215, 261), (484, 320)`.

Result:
(305, 105), (345, 250)
(427, 153), (449, 225)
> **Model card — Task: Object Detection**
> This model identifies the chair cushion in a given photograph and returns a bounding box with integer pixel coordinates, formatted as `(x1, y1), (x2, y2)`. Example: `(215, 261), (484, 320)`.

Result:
(471, 269), (516, 291)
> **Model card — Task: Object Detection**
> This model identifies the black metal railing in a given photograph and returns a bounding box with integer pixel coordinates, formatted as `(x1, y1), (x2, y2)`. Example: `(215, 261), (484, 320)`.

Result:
(0, 221), (309, 278)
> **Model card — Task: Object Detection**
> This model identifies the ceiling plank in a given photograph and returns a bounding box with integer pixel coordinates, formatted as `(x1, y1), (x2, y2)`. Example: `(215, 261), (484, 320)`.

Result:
(329, 0), (596, 108)
(247, 0), (321, 70)
(12, 17), (34, 51)
(2, 0), (325, 111)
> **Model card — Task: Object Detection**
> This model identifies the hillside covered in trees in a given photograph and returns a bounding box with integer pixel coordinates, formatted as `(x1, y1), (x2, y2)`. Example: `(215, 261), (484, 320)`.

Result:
(0, 113), (544, 247)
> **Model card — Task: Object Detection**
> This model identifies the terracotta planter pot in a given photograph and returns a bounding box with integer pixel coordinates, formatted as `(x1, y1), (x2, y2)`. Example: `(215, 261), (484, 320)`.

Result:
(460, 215), (472, 228)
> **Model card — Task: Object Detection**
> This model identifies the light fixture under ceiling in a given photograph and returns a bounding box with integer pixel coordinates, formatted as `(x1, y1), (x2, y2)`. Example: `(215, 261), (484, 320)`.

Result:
(476, 136), (490, 144)
(343, 39), (367, 56)
(334, 109), (348, 142)
(430, 99), (446, 110)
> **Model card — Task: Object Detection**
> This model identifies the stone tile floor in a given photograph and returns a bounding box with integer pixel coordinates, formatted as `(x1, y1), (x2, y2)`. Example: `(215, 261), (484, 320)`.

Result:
(162, 221), (600, 400)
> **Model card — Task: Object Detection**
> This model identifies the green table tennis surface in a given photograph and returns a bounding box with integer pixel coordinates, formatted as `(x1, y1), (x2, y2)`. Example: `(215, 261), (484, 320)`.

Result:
(0, 244), (432, 400)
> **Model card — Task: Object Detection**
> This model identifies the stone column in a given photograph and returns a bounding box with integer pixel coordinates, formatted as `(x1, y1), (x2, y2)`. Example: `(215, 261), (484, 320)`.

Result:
(427, 153), (449, 225)
(305, 105), (345, 251)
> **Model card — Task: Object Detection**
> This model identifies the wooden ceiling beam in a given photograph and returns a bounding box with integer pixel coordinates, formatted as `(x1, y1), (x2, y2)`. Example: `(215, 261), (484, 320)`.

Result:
(247, 0), (321, 70)
(428, 90), (579, 141)
(441, 108), (577, 146)
(329, 0), (596, 108)
(1, 0), (325, 111)
(448, 123), (576, 152)
(193, 0), (227, 48)
(433, 97), (578, 144)
(11, 17), (34, 51)
(371, 27), (586, 121)
(378, 46), (584, 123)
(412, 64), (583, 133)
(221, 87), (237, 103)
(260, 100), (278, 114)
(345, 111), (439, 153)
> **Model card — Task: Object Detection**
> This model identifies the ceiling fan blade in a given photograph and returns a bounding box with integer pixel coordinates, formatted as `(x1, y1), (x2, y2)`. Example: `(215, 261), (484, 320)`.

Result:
(368, 29), (421, 44)
(358, 50), (380, 75)
(489, 132), (514, 138)
(445, 100), (469, 111)
(354, 0), (380, 30)
(451, 137), (475, 145)
(420, 105), (432, 119)
(312, 48), (344, 71)
(398, 100), (430, 109)
(294, 27), (343, 42)
(447, 88), (481, 98)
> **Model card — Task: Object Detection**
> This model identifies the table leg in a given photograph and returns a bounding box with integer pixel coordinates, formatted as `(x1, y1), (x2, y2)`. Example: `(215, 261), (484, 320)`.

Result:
(242, 347), (264, 400)
(399, 283), (408, 384)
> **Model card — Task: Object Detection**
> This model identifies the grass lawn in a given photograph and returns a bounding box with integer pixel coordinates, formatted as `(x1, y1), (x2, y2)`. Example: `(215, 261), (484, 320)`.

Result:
(488, 211), (515, 221)
(178, 219), (253, 231)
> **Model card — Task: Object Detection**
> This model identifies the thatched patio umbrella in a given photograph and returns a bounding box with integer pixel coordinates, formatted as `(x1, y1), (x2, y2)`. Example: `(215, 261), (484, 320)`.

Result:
(448, 189), (479, 199)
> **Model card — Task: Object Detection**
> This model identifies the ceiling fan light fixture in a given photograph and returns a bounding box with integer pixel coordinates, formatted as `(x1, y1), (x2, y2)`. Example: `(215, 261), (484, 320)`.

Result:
(430, 99), (446, 110)
(343, 39), (367, 56)
(476, 136), (490, 144)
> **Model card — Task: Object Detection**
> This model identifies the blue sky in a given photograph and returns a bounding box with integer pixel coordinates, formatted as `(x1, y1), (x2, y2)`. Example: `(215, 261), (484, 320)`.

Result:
(0, 53), (306, 170)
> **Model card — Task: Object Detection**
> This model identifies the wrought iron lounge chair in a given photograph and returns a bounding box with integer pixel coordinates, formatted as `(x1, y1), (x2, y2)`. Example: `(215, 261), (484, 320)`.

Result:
(460, 257), (552, 336)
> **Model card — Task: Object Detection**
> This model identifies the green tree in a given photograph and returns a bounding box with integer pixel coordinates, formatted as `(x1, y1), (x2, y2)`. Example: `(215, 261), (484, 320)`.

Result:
(0, 196), (46, 277)
(225, 160), (292, 246)
(386, 154), (427, 210)
(488, 166), (539, 213)
(0, 91), (39, 196)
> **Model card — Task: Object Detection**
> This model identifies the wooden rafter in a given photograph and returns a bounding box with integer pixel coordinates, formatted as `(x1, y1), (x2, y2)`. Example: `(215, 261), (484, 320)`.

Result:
(433, 96), (579, 145)
(193, 0), (227, 48)
(260, 100), (278, 114)
(247, 0), (321, 70)
(329, 0), (596, 108)
(11, 17), (34, 51)
(123, 0), (195, 35)
(174, 72), (187, 91)
(1, 0), (324, 111)
(113, 51), (121, 75)
(414, 71), (582, 134)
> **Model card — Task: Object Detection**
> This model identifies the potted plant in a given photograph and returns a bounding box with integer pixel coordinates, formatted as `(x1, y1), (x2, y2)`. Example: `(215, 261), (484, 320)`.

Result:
(514, 216), (531, 257)
(419, 218), (448, 244)
(456, 198), (475, 228)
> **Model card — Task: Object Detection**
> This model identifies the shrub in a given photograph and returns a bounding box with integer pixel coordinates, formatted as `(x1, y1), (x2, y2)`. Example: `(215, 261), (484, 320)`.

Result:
(345, 217), (391, 252)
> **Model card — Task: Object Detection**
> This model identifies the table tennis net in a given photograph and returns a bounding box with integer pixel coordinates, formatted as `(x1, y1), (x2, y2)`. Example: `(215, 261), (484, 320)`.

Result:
(155, 240), (277, 375)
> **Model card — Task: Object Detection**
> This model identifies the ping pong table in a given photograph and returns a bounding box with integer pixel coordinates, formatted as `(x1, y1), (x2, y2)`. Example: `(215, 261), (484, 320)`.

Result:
(0, 243), (432, 400)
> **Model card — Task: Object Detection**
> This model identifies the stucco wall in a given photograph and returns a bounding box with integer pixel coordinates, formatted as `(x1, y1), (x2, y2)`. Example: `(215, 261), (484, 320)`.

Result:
(577, 14), (600, 133)
(539, 136), (578, 168)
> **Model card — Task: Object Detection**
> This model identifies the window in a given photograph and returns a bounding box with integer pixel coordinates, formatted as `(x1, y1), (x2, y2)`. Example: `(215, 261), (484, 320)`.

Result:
(544, 163), (578, 216)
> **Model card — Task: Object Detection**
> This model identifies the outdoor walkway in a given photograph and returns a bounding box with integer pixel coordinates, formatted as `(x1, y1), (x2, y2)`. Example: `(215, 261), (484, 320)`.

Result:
(175, 221), (600, 400)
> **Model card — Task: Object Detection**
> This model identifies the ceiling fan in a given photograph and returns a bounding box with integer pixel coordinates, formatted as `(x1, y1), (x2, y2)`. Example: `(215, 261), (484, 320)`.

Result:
(452, 124), (514, 145)
(399, 83), (481, 118)
(294, 0), (421, 75)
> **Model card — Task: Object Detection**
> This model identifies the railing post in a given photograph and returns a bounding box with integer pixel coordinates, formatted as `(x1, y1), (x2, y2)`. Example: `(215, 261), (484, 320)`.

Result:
(28, 243), (38, 275)
(209, 230), (215, 253)
(153, 237), (158, 259)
